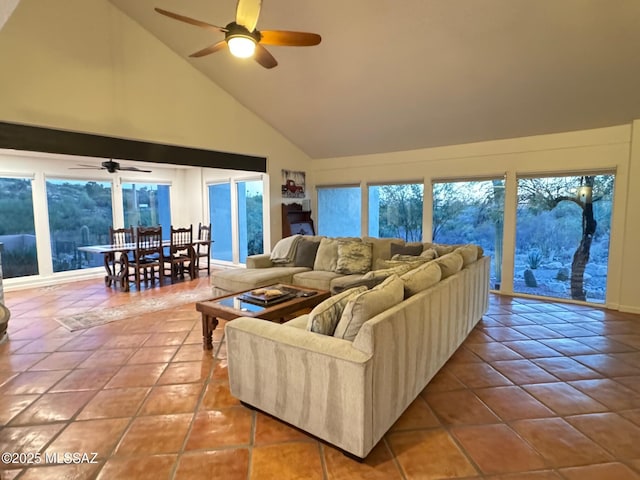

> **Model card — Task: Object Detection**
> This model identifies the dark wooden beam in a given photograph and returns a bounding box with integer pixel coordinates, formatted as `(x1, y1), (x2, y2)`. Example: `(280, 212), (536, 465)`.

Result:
(0, 121), (266, 173)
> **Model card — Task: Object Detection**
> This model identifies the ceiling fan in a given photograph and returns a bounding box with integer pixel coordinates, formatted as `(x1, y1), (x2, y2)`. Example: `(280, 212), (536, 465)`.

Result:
(71, 160), (152, 174)
(155, 0), (321, 69)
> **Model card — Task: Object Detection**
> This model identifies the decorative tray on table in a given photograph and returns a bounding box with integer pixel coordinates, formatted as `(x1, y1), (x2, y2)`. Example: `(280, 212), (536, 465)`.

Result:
(238, 285), (297, 306)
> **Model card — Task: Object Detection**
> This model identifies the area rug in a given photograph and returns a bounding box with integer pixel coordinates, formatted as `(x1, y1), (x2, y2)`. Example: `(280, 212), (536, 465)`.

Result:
(55, 284), (214, 332)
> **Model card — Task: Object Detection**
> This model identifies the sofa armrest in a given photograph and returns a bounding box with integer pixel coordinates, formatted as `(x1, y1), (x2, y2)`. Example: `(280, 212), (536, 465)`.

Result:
(225, 317), (373, 457)
(246, 254), (274, 268)
(226, 317), (371, 364)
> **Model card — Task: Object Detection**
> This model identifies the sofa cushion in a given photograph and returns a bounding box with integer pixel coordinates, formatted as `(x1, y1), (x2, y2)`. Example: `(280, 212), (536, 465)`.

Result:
(336, 240), (372, 274)
(306, 286), (368, 335)
(363, 236), (404, 262)
(212, 266), (310, 292)
(330, 275), (388, 294)
(401, 261), (442, 298)
(432, 243), (459, 256)
(270, 235), (301, 264)
(293, 270), (343, 291)
(434, 252), (464, 278)
(455, 244), (479, 267)
(390, 242), (423, 257)
(333, 274), (404, 341)
(294, 237), (321, 268)
(313, 237), (341, 272)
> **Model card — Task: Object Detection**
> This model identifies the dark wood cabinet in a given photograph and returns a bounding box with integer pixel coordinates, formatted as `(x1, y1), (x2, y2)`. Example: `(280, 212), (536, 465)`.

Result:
(282, 203), (315, 237)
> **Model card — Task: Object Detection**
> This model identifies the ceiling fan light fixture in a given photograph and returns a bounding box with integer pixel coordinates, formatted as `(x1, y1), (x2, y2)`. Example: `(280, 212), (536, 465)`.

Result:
(227, 35), (256, 58)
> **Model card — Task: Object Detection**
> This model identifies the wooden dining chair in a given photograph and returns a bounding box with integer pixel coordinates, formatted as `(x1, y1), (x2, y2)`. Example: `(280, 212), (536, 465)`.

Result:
(132, 225), (164, 290)
(196, 222), (212, 275)
(106, 226), (134, 290)
(164, 225), (194, 283)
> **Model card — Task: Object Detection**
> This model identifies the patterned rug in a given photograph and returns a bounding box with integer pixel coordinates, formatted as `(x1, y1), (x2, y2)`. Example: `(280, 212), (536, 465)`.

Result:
(55, 283), (214, 332)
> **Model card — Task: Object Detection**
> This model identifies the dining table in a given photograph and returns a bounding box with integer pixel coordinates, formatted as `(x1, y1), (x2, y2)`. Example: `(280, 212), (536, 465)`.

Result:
(78, 239), (211, 292)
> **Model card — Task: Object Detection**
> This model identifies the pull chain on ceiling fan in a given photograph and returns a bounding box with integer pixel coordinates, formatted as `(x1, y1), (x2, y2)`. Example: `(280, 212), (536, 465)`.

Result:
(155, 0), (321, 69)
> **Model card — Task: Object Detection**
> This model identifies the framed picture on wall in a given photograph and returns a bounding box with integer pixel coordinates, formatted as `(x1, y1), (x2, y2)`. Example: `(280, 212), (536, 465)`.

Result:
(281, 170), (306, 198)
(290, 221), (315, 236)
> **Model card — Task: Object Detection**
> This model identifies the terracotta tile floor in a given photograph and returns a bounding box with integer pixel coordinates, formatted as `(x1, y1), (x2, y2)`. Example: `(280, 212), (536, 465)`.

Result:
(1, 277), (640, 479)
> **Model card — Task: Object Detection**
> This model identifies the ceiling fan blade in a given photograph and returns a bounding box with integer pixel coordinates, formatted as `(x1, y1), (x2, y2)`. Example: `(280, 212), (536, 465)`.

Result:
(70, 164), (103, 169)
(254, 44), (277, 69)
(235, 0), (261, 32)
(190, 40), (227, 58)
(155, 7), (227, 33)
(119, 166), (153, 173)
(259, 30), (321, 47)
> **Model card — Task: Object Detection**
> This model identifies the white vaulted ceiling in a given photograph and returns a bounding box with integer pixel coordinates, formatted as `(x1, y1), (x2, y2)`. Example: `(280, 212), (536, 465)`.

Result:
(107, 1), (640, 158)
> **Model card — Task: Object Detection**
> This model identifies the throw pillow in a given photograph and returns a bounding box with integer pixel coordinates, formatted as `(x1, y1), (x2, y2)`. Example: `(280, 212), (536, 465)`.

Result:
(313, 238), (341, 272)
(294, 238), (321, 268)
(401, 261), (442, 298)
(432, 243), (457, 257)
(435, 252), (464, 278)
(336, 241), (373, 274)
(374, 258), (427, 271)
(455, 244), (479, 267)
(334, 274), (404, 341)
(390, 242), (423, 257)
(391, 254), (430, 263)
(306, 286), (368, 335)
(362, 262), (416, 280)
(420, 248), (438, 261)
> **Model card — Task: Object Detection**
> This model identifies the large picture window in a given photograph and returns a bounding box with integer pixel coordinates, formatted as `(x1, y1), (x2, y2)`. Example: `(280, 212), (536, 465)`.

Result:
(433, 178), (505, 289)
(368, 183), (423, 241)
(122, 182), (171, 240)
(0, 177), (38, 278)
(46, 178), (113, 272)
(515, 174), (614, 303)
(317, 186), (361, 237)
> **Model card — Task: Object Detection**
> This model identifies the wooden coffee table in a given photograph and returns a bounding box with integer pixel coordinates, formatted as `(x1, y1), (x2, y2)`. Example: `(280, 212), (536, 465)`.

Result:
(196, 284), (330, 351)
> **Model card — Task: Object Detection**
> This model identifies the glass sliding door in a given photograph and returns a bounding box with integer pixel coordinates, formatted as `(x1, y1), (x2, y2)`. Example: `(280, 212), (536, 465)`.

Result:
(515, 173), (614, 303)
(46, 178), (113, 272)
(432, 178), (505, 289)
(0, 177), (38, 278)
(208, 177), (266, 265)
(368, 183), (423, 241)
(317, 186), (361, 237)
(208, 182), (233, 262)
(237, 180), (264, 263)
(122, 183), (171, 240)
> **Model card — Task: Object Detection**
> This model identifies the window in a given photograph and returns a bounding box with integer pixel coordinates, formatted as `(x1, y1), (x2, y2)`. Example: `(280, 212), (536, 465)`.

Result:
(208, 183), (233, 262)
(515, 174), (614, 303)
(122, 183), (171, 240)
(0, 177), (38, 278)
(368, 183), (423, 241)
(317, 186), (361, 237)
(432, 179), (505, 289)
(46, 178), (113, 272)
(208, 177), (265, 265)
(237, 180), (264, 263)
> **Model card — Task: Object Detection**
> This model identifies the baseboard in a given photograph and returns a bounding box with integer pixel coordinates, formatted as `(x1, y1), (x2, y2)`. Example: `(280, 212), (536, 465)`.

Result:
(618, 304), (640, 315)
(3, 268), (104, 292)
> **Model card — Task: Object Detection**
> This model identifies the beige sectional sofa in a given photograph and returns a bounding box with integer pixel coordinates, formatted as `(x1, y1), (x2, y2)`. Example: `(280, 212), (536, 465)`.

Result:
(224, 239), (490, 459)
(211, 235), (445, 296)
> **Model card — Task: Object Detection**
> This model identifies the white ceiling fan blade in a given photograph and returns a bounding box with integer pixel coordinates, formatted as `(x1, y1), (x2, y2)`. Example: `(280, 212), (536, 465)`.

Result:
(235, 0), (261, 32)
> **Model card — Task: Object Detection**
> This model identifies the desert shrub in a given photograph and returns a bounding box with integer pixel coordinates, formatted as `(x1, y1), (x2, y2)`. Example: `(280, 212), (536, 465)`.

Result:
(527, 249), (543, 269)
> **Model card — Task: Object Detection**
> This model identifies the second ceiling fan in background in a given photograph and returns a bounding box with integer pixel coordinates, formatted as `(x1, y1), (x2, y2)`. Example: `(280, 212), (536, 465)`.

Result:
(155, 0), (322, 69)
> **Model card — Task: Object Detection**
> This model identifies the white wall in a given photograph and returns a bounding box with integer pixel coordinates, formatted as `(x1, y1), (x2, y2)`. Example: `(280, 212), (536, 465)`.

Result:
(0, 0), (311, 251)
(310, 125), (640, 313)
